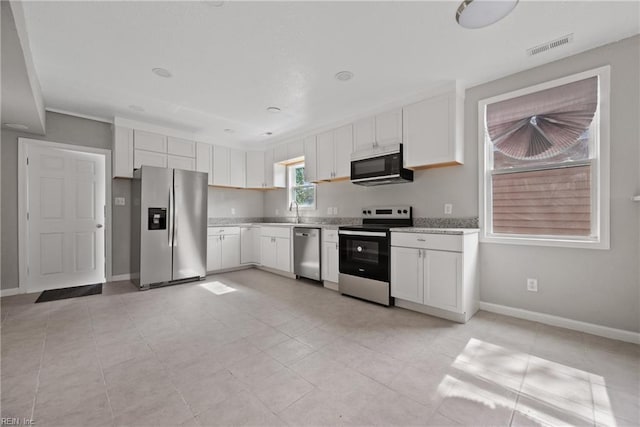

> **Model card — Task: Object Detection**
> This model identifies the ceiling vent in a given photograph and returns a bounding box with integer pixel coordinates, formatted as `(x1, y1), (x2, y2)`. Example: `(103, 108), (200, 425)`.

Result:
(527, 34), (574, 56)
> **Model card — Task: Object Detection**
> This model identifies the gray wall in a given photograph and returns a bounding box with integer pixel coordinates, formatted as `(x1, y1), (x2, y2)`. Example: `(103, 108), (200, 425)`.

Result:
(264, 165), (476, 220)
(1, 111), (117, 288)
(473, 36), (639, 333)
(208, 187), (264, 219)
(264, 35), (640, 332)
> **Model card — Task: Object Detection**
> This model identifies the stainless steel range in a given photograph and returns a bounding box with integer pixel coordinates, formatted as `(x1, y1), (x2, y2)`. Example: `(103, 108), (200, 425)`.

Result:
(338, 206), (413, 306)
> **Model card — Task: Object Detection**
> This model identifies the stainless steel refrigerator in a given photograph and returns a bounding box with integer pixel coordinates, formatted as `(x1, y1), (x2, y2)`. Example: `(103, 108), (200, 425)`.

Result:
(131, 166), (207, 289)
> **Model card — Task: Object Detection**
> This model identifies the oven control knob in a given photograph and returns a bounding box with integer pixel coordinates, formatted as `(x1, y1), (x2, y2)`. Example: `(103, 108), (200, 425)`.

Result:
(397, 209), (401, 214)
(367, 210), (372, 214)
(362, 210), (367, 215)
(357, 246), (363, 252)
(403, 209), (408, 214)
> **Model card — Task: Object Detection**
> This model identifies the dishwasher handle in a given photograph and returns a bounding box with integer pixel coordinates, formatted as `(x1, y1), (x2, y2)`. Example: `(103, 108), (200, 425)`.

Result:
(295, 232), (310, 237)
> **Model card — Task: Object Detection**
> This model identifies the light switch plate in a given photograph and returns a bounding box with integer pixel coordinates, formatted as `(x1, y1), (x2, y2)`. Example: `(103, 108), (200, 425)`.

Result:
(444, 203), (453, 215)
(333, 207), (338, 215)
(327, 207), (332, 215)
(114, 197), (125, 206)
(231, 208), (236, 215)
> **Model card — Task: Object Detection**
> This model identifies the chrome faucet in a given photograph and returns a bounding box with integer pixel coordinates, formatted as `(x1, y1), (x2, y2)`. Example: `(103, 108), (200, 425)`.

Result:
(289, 200), (300, 224)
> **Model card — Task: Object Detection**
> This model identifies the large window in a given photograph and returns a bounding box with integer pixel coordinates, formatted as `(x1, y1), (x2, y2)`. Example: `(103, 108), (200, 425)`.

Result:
(288, 162), (316, 209)
(479, 67), (610, 249)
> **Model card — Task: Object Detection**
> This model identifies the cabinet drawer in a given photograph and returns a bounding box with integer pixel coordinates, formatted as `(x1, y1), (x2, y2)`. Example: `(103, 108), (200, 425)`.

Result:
(134, 130), (167, 153)
(260, 226), (291, 239)
(391, 232), (462, 252)
(208, 227), (240, 236)
(323, 229), (338, 243)
(167, 137), (196, 158)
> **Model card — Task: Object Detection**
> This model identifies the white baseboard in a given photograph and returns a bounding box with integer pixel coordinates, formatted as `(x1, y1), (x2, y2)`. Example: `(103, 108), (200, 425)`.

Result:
(0, 288), (23, 297)
(109, 273), (131, 282)
(479, 301), (640, 345)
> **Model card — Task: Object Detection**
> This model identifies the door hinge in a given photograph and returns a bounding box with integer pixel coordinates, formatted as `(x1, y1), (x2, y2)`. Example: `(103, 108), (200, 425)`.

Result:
(26, 157), (29, 165)
(27, 212), (29, 220)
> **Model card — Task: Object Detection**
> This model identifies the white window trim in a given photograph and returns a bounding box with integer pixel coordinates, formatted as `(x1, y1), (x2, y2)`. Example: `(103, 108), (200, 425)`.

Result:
(287, 162), (316, 210)
(478, 66), (610, 250)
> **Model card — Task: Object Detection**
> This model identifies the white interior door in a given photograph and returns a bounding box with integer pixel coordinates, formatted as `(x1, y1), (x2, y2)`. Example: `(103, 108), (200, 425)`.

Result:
(26, 144), (106, 291)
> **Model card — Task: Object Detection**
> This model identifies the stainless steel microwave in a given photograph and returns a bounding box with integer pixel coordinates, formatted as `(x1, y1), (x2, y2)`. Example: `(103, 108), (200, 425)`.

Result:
(350, 144), (414, 186)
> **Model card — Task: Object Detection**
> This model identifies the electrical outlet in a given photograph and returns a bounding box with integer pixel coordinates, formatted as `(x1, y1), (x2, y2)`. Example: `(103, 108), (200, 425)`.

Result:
(444, 203), (453, 215)
(231, 208), (236, 215)
(527, 278), (538, 292)
(114, 197), (125, 206)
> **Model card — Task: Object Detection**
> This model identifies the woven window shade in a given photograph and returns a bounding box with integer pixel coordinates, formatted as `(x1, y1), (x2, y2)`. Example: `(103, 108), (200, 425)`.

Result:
(487, 76), (598, 160)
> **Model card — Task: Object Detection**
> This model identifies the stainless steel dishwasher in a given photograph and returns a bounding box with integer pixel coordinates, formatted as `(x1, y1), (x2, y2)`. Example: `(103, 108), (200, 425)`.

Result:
(293, 227), (321, 281)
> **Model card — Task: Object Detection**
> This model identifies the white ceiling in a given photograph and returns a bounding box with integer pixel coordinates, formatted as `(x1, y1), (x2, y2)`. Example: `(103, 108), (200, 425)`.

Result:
(1, 1), (45, 134)
(20, 1), (639, 148)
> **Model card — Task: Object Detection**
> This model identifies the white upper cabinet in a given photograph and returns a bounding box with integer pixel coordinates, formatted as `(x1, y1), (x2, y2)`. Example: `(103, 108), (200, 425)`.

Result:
(403, 90), (464, 168)
(303, 136), (317, 182)
(229, 148), (246, 188)
(167, 155), (195, 171)
(353, 117), (376, 151)
(113, 126), (134, 178)
(167, 137), (196, 158)
(274, 144), (288, 163)
(246, 151), (266, 188)
(134, 130), (167, 153)
(212, 145), (230, 186)
(333, 124), (353, 179)
(315, 125), (353, 181)
(353, 109), (402, 151)
(196, 142), (213, 185)
(375, 108), (403, 146)
(264, 149), (286, 188)
(316, 130), (335, 181)
(287, 140), (304, 160)
(134, 149), (167, 169)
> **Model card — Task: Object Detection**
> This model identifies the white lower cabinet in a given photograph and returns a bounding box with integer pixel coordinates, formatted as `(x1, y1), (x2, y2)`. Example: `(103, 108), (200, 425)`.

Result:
(390, 231), (478, 322)
(240, 227), (261, 264)
(207, 227), (240, 272)
(390, 247), (422, 303)
(321, 229), (339, 283)
(260, 227), (291, 272)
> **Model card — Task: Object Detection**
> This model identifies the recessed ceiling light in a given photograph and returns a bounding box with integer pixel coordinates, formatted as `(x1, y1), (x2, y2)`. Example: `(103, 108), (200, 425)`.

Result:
(204, 1), (225, 7)
(335, 70), (354, 82)
(263, 132), (273, 136)
(223, 128), (235, 134)
(129, 105), (145, 112)
(456, 0), (519, 29)
(4, 123), (28, 130)
(152, 67), (172, 78)
(266, 107), (281, 113)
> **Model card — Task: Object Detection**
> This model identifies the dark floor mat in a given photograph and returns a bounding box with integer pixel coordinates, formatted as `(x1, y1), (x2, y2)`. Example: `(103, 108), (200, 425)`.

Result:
(35, 283), (103, 303)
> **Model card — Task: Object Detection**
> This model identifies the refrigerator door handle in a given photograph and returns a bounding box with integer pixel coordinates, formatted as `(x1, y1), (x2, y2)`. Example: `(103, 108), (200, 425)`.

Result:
(168, 189), (174, 247)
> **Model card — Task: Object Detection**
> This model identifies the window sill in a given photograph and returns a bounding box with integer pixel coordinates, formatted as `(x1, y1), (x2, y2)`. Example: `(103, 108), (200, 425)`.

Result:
(480, 233), (609, 250)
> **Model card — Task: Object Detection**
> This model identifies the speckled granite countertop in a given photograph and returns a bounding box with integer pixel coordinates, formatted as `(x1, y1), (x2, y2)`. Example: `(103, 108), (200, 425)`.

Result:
(207, 222), (343, 229)
(390, 227), (480, 235)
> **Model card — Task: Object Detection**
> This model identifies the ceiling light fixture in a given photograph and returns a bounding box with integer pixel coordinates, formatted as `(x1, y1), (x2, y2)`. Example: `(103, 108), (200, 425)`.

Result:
(4, 123), (29, 130)
(266, 107), (281, 113)
(152, 67), (172, 78)
(205, 1), (226, 7)
(129, 105), (145, 112)
(263, 132), (273, 136)
(456, 0), (519, 29)
(335, 70), (354, 82)
(223, 128), (235, 134)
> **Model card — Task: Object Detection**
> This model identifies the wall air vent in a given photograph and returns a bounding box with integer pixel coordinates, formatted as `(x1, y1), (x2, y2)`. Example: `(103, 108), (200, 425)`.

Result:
(527, 34), (574, 56)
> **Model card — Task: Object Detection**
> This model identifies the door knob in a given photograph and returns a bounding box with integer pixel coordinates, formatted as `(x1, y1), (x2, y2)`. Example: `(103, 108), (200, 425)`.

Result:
(96, 224), (103, 228)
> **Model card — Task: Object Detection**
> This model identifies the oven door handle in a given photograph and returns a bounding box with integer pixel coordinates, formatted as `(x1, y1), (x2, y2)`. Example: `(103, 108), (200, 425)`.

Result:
(338, 230), (387, 237)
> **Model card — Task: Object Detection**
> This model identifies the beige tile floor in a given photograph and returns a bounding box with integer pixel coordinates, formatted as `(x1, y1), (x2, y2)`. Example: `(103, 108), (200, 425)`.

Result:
(1, 268), (639, 427)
